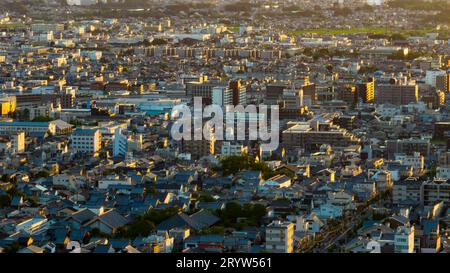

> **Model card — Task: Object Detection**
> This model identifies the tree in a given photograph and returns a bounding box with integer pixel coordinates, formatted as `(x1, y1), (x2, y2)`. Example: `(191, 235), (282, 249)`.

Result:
(0, 195), (11, 208)
(215, 202), (267, 228)
(33, 170), (50, 178)
(198, 195), (215, 202)
(32, 116), (54, 122)
(119, 218), (155, 238)
(224, 1), (253, 12)
(303, 47), (313, 56)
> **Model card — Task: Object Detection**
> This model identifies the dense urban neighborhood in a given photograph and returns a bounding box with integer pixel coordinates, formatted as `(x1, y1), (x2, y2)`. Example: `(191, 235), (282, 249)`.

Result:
(0, 0), (450, 254)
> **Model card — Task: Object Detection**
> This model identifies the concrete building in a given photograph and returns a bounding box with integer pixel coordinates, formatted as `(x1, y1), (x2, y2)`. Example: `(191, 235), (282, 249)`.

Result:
(394, 152), (425, 174)
(10, 132), (25, 154)
(386, 139), (430, 159)
(70, 128), (101, 154)
(228, 79), (246, 106)
(0, 96), (16, 116)
(394, 225), (415, 253)
(182, 128), (215, 160)
(220, 141), (247, 156)
(393, 178), (422, 205)
(356, 78), (375, 103)
(212, 86), (233, 107)
(0, 121), (56, 137)
(421, 179), (450, 207)
(265, 221), (294, 253)
(425, 69), (447, 88)
(282, 121), (360, 152)
(376, 82), (418, 105)
(113, 128), (143, 158)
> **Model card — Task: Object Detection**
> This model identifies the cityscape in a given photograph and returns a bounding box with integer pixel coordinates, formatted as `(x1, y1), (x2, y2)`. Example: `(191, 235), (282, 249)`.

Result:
(0, 0), (449, 255)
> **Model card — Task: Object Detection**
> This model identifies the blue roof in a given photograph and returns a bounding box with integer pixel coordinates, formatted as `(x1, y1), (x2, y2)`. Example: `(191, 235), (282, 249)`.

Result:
(0, 121), (49, 127)
(73, 128), (98, 134)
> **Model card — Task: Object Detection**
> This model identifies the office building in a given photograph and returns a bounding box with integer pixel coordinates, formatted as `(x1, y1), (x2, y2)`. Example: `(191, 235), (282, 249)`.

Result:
(228, 79), (246, 106)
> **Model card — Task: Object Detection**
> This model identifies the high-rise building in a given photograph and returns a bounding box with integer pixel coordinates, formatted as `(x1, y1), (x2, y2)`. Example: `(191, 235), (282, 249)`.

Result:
(265, 84), (286, 105)
(436, 73), (450, 92)
(186, 80), (223, 105)
(113, 127), (127, 158)
(228, 79), (246, 106)
(10, 132), (25, 154)
(338, 85), (357, 105)
(212, 86), (231, 107)
(213, 81), (247, 107)
(356, 77), (375, 103)
(70, 128), (101, 155)
(0, 96), (16, 116)
(113, 128), (143, 158)
(182, 128), (215, 160)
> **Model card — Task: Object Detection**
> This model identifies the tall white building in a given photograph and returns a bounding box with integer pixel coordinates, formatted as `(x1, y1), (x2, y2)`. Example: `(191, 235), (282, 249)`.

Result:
(113, 127), (127, 158)
(70, 128), (101, 154)
(113, 127), (143, 158)
(212, 86), (232, 107)
(425, 69), (446, 87)
(394, 225), (415, 253)
(10, 132), (25, 154)
(265, 221), (294, 253)
(67, 0), (98, 6)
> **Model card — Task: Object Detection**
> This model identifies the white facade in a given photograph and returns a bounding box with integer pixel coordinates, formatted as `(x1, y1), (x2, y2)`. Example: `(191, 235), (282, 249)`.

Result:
(67, 0), (98, 6)
(70, 128), (101, 154)
(425, 69), (446, 87)
(113, 127), (128, 157)
(394, 225), (415, 253)
(212, 86), (232, 107)
(98, 176), (132, 190)
(265, 221), (294, 253)
(395, 152), (424, 173)
(436, 166), (450, 179)
(11, 132), (25, 153)
(221, 141), (247, 156)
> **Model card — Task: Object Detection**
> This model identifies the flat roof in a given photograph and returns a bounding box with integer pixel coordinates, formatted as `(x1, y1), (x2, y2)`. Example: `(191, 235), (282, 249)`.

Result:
(0, 121), (49, 127)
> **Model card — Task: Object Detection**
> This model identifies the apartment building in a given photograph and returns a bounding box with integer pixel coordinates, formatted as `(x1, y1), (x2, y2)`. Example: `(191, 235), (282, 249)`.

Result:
(394, 225), (415, 253)
(421, 179), (450, 207)
(394, 152), (424, 174)
(70, 128), (101, 154)
(386, 139), (430, 159)
(356, 77), (375, 103)
(376, 82), (418, 105)
(393, 178), (422, 205)
(265, 221), (294, 253)
(282, 121), (360, 152)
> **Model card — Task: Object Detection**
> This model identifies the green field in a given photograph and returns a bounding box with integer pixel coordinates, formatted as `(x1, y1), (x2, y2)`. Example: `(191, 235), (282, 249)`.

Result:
(0, 23), (26, 29)
(227, 26), (240, 33)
